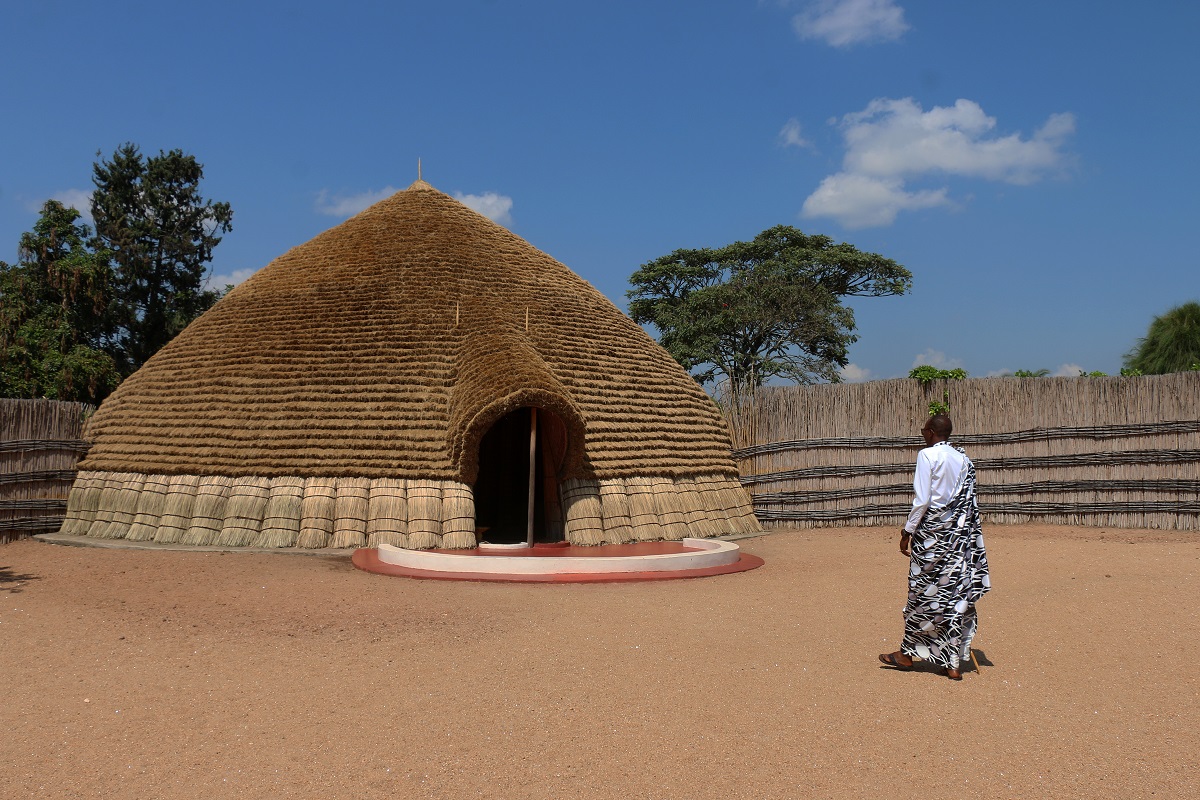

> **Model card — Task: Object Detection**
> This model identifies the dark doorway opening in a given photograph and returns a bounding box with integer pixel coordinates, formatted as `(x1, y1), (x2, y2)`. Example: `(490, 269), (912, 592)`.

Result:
(473, 407), (567, 544)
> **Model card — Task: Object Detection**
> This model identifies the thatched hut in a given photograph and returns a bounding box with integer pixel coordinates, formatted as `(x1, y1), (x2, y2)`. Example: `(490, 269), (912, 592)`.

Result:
(61, 179), (760, 549)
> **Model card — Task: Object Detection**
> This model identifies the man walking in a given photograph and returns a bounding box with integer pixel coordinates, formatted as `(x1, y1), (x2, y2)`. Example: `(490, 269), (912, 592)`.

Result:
(879, 414), (990, 680)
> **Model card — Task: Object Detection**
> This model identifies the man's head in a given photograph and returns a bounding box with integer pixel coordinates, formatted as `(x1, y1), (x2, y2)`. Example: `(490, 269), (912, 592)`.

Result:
(922, 414), (952, 444)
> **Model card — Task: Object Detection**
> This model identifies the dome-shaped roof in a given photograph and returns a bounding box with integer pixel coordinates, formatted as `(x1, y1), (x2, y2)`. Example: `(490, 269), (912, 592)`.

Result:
(79, 182), (739, 484)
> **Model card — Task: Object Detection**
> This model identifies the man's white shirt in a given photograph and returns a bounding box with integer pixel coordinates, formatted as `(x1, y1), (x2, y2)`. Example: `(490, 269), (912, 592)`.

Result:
(905, 440), (970, 533)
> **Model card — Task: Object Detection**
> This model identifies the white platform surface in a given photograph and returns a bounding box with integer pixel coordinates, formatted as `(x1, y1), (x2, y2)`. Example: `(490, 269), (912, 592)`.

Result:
(376, 537), (741, 575)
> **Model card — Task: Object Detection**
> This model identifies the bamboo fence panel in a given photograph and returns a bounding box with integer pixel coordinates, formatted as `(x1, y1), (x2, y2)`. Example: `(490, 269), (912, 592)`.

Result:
(1, 399), (92, 541)
(726, 373), (1200, 530)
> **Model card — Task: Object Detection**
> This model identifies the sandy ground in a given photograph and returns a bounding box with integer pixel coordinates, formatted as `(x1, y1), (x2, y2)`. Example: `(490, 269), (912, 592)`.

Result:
(1, 525), (1196, 800)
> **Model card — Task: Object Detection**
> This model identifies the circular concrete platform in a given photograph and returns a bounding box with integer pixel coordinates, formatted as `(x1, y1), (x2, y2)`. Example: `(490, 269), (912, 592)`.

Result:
(351, 538), (764, 583)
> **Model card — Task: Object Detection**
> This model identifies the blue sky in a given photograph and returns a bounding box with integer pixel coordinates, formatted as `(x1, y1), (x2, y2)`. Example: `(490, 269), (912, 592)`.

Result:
(2, 0), (1197, 380)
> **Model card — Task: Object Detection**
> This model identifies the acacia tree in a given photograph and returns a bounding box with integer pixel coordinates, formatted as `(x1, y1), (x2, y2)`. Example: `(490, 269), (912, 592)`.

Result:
(92, 143), (232, 373)
(627, 225), (912, 392)
(0, 201), (119, 402)
(1123, 301), (1200, 374)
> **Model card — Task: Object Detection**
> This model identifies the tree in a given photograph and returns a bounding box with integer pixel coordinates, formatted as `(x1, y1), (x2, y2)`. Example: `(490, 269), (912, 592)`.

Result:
(1123, 301), (1200, 374)
(92, 143), (232, 373)
(627, 225), (912, 391)
(0, 201), (119, 402)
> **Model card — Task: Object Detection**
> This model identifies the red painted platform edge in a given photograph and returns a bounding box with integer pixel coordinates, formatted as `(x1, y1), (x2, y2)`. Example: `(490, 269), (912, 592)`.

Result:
(439, 541), (703, 558)
(350, 547), (765, 583)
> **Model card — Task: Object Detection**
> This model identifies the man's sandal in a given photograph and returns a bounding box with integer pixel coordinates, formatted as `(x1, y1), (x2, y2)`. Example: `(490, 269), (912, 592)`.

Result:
(878, 652), (913, 670)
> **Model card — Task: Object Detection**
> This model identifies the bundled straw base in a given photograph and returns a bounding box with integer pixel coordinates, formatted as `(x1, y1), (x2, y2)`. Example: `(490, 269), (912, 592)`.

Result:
(61, 468), (757, 549)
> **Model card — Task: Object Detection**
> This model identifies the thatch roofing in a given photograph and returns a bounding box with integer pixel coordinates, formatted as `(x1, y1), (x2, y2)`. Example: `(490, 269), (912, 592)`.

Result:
(79, 180), (739, 484)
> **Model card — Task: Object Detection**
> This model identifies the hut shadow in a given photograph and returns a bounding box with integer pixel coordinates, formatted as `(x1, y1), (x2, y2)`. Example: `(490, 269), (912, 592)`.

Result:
(0, 566), (40, 594)
(317, 555), (356, 572)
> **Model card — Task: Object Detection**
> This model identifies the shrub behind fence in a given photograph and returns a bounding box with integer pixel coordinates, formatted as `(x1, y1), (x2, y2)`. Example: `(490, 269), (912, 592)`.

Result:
(1, 399), (92, 542)
(726, 373), (1200, 530)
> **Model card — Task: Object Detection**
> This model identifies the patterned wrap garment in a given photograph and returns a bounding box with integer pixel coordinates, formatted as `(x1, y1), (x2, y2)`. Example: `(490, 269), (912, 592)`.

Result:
(901, 448), (991, 671)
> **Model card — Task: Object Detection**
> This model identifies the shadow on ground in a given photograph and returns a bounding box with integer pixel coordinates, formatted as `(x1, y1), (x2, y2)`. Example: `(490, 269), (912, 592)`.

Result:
(0, 565), (40, 594)
(879, 648), (995, 677)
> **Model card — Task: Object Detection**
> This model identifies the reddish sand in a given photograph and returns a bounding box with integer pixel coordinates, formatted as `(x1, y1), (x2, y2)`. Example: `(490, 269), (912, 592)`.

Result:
(1, 525), (1196, 799)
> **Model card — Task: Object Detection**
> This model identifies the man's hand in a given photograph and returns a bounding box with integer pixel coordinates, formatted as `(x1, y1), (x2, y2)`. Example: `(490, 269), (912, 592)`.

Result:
(900, 530), (911, 556)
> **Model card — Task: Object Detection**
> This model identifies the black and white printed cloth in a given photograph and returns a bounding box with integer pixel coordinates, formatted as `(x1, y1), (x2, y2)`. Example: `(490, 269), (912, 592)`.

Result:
(901, 450), (991, 671)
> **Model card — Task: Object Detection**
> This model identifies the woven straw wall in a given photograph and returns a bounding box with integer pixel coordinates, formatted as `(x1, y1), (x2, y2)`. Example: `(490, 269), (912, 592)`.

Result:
(63, 470), (760, 548)
(728, 373), (1200, 530)
(1, 399), (91, 541)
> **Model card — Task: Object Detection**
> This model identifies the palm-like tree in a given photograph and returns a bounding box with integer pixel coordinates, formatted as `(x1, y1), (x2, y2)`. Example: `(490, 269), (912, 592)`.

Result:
(1124, 301), (1200, 374)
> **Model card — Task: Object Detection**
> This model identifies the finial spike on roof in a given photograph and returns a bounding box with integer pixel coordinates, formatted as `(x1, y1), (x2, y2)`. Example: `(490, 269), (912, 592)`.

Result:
(407, 159), (433, 191)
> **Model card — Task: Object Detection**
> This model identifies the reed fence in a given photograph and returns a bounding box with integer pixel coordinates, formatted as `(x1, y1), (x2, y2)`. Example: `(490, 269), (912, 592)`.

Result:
(1, 399), (92, 542)
(723, 373), (1200, 531)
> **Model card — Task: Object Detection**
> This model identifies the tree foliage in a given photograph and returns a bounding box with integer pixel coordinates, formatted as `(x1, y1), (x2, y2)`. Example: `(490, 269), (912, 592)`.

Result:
(627, 225), (912, 391)
(93, 143), (232, 373)
(1123, 301), (1200, 375)
(1, 144), (231, 402)
(0, 201), (119, 402)
(908, 366), (968, 384)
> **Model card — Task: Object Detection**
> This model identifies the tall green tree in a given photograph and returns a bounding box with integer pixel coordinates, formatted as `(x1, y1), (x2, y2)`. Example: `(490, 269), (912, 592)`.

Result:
(92, 143), (232, 373)
(1123, 301), (1200, 374)
(0, 201), (119, 402)
(627, 225), (912, 391)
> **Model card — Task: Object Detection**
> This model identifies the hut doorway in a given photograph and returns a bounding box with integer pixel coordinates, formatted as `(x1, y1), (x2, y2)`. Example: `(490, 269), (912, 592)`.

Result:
(473, 407), (568, 545)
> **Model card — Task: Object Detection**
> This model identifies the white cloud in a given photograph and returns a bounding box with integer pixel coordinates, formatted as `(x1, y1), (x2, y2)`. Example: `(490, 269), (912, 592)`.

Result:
(1052, 363), (1084, 377)
(314, 187), (400, 218)
(839, 363), (873, 382)
(840, 98), (1075, 184)
(802, 173), (949, 228)
(206, 267), (259, 291)
(802, 97), (1075, 227)
(793, 0), (909, 47)
(454, 192), (514, 226)
(778, 118), (813, 149)
(911, 349), (964, 370)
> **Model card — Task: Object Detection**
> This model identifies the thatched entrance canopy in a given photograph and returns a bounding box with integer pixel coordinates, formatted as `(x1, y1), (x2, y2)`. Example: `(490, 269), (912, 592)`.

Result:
(63, 180), (759, 549)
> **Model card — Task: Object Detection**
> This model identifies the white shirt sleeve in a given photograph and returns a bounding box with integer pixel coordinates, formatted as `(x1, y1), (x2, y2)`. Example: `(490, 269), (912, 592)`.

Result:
(905, 448), (934, 533)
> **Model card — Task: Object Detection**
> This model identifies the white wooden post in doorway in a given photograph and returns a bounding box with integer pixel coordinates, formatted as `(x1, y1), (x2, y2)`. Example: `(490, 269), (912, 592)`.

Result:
(526, 408), (537, 547)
